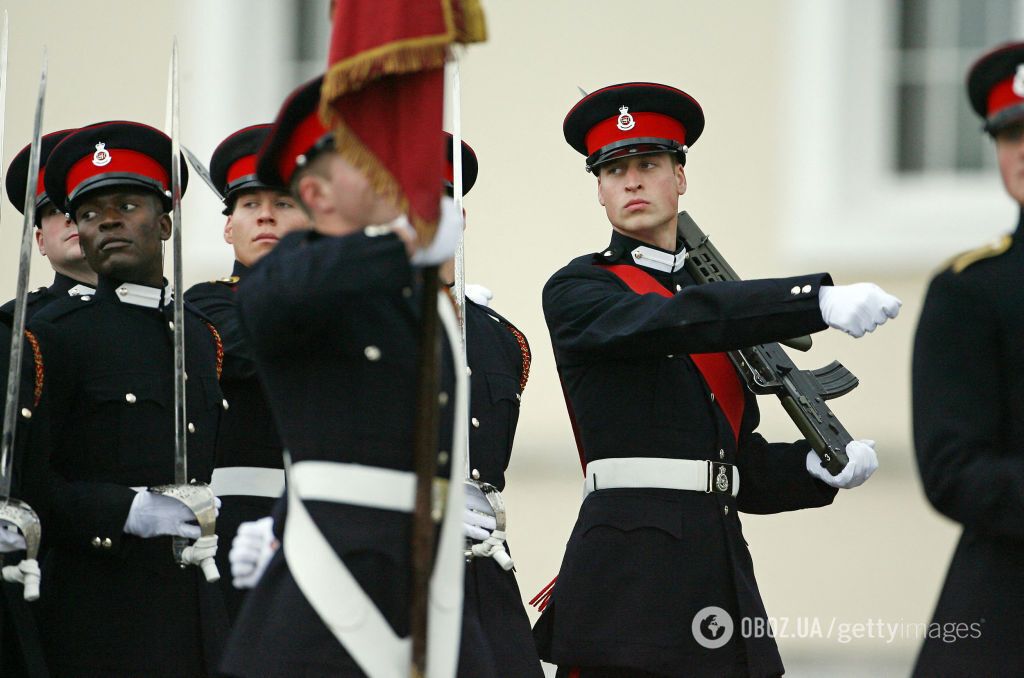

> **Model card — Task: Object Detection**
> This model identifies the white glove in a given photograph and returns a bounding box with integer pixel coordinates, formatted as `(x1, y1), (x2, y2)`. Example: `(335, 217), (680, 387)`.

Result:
(806, 439), (879, 489)
(230, 516), (277, 589)
(818, 283), (901, 338)
(410, 197), (463, 266)
(2, 557), (40, 601)
(463, 486), (497, 541)
(123, 491), (221, 539)
(464, 284), (493, 307)
(0, 521), (26, 553)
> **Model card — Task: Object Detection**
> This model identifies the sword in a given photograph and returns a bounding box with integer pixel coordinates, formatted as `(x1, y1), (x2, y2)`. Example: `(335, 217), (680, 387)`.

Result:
(149, 39), (219, 583)
(0, 41), (44, 602)
(182, 146), (223, 201)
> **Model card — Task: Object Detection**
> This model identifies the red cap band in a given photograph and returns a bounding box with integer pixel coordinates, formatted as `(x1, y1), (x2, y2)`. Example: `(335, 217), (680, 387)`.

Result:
(226, 155), (258, 186)
(65, 148), (169, 200)
(36, 168), (46, 199)
(278, 111), (329, 184)
(987, 76), (1024, 118)
(584, 111), (687, 156)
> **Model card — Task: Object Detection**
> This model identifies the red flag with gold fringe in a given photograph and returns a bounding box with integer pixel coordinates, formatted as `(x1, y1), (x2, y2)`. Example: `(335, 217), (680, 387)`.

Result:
(320, 0), (485, 241)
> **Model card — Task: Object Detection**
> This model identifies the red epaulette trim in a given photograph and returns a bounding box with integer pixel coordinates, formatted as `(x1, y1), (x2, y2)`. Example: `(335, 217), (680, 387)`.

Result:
(502, 320), (531, 392)
(205, 322), (223, 380)
(24, 330), (43, 407)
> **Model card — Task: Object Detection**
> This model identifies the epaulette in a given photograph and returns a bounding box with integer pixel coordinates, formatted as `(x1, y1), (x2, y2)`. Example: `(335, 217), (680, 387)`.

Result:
(947, 234), (1013, 274)
(211, 276), (240, 286)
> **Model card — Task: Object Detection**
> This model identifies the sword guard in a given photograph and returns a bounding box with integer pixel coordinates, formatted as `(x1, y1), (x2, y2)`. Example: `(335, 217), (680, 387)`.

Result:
(0, 498), (41, 561)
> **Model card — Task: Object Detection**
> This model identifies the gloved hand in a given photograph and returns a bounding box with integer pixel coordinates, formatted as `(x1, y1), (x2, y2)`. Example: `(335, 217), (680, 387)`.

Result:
(806, 440), (879, 489)
(818, 283), (901, 338)
(2, 557), (40, 601)
(464, 284), (493, 308)
(123, 491), (221, 539)
(463, 486), (497, 541)
(231, 516), (278, 589)
(410, 197), (463, 267)
(0, 521), (26, 553)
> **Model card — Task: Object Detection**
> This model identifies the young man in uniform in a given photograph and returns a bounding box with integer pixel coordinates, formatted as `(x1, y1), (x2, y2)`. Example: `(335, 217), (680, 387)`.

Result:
(220, 76), (462, 678)
(912, 41), (1024, 676)
(23, 121), (227, 677)
(1, 130), (96, 319)
(184, 124), (309, 621)
(440, 134), (545, 678)
(532, 82), (901, 678)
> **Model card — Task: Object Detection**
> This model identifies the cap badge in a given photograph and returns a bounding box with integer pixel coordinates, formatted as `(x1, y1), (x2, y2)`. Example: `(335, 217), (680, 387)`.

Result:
(1013, 65), (1024, 98)
(92, 142), (112, 167)
(616, 105), (636, 132)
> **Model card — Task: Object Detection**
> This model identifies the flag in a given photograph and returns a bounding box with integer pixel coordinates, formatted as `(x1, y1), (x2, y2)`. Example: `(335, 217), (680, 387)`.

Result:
(320, 0), (485, 240)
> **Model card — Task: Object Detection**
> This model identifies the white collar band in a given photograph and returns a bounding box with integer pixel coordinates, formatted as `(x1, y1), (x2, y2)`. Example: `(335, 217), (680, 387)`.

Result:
(114, 282), (172, 309)
(630, 244), (688, 273)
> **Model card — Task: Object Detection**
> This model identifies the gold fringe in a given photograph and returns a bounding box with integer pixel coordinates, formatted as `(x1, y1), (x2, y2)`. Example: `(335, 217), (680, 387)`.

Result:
(318, 0), (488, 242)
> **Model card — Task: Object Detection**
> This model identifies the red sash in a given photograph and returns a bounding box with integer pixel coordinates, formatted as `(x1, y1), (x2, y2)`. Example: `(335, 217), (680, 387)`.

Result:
(598, 264), (745, 445)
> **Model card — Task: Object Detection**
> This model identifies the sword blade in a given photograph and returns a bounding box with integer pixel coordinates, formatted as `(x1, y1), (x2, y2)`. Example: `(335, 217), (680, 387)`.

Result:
(1, 50), (47, 502)
(182, 146), (223, 201)
(169, 39), (186, 487)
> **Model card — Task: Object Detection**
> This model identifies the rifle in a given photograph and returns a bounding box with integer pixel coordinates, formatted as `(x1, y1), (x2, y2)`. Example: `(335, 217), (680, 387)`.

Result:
(677, 211), (857, 475)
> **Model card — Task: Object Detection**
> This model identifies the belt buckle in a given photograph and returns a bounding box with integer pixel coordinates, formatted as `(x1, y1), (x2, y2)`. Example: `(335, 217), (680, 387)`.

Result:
(707, 461), (733, 495)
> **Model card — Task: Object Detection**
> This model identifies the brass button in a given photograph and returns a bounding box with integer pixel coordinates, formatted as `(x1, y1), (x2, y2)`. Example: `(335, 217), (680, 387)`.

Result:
(438, 391), (449, 406)
(466, 366), (473, 376)
(723, 506), (730, 515)
(188, 423), (195, 434)
(675, 284), (683, 292)
(719, 449), (725, 459)
(80, 295), (91, 302)
(125, 393), (137, 404)
(438, 451), (449, 465)
(709, 393), (715, 402)
(471, 417), (480, 428)
(102, 538), (112, 549)
(402, 287), (413, 298)
(790, 286), (800, 295)
(168, 321), (175, 330)
(802, 284), (812, 294)
(364, 346), (381, 361)
(91, 537), (101, 548)
(471, 469), (481, 480)
(222, 399), (230, 411)
(20, 408), (31, 420)
(117, 286), (128, 297)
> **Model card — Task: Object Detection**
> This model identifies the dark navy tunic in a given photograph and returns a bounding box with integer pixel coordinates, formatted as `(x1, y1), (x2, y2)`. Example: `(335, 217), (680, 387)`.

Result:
(22, 277), (226, 677)
(185, 259), (283, 622)
(220, 229), (456, 677)
(912, 214), (1024, 676)
(0, 272), (95, 322)
(533, 230), (839, 678)
(457, 298), (544, 678)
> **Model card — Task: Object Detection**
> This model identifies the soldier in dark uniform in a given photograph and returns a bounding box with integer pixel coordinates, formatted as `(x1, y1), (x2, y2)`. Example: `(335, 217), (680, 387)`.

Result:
(912, 42), (1024, 676)
(22, 121), (227, 677)
(184, 124), (309, 621)
(531, 83), (902, 678)
(1, 130), (97, 319)
(0, 318), (48, 677)
(220, 76), (462, 678)
(437, 134), (545, 678)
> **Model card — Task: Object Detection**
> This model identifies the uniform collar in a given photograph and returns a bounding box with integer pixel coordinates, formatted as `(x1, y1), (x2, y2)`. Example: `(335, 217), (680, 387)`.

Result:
(51, 272), (96, 298)
(231, 259), (249, 278)
(597, 230), (688, 273)
(96, 276), (173, 308)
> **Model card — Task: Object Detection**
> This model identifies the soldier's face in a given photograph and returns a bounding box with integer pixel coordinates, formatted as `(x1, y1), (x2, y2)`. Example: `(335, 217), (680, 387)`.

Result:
(224, 189), (309, 266)
(35, 204), (87, 268)
(74, 189), (171, 284)
(597, 153), (686, 248)
(996, 121), (1024, 205)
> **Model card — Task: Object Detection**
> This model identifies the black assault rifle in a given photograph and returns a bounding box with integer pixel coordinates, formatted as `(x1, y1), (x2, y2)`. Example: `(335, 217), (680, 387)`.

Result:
(677, 211), (856, 475)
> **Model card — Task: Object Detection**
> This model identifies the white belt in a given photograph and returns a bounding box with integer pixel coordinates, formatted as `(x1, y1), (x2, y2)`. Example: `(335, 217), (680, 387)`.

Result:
(290, 461), (416, 512)
(210, 466), (285, 498)
(584, 457), (739, 498)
